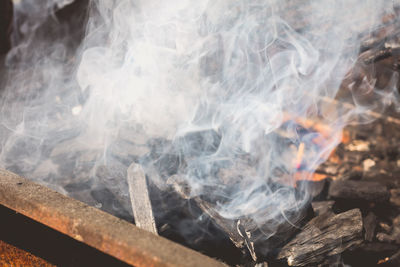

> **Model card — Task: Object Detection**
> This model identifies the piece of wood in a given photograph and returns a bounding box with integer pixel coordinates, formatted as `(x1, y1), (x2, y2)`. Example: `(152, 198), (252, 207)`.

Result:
(296, 179), (328, 200)
(328, 180), (390, 203)
(344, 242), (400, 267)
(167, 175), (245, 250)
(364, 212), (377, 242)
(0, 169), (226, 267)
(311, 201), (334, 216)
(167, 174), (312, 262)
(354, 242), (399, 254)
(390, 189), (400, 207)
(127, 162), (158, 234)
(0, 0), (12, 54)
(277, 209), (363, 266)
(386, 250), (400, 266)
(362, 47), (393, 64)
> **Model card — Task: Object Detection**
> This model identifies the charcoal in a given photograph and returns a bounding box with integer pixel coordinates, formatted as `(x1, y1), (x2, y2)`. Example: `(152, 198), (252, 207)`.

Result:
(363, 172), (400, 188)
(328, 180), (390, 203)
(311, 201), (334, 216)
(167, 175), (245, 249)
(148, 183), (245, 266)
(377, 232), (396, 243)
(390, 189), (400, 206)
(380, 222), (393, 233)
(355, 242), (400, 254)
(364, 212), (377, 242)
(277, 209), (363, 266)
(296, 179), (329, 200)
(362, 47), (393, 64)
(344, 242), (400, 267)
(381, 250), (400, 266)
(0, 0), (12, 54)
(168, 174), (313, 261)
(254, 263), (269, 267)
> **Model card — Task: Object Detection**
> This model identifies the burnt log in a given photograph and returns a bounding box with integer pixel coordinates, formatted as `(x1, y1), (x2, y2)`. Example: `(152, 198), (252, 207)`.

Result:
(362, 47), (393, 64)
(390, 189), (400, 207)
(167, 175), (246, 253)
(344, 242), (400, 267)
(328, 180), (390, 203)
(364, 212), (377, 242)
(311, 201), (334, 216)
(296, 179), (329, 201)
(277, 209), (363, 266)
(167, 174), (313, 261)
(0, 0), (13, 54)
(382, 249), (400, 266)
(377, 215), (400, 245)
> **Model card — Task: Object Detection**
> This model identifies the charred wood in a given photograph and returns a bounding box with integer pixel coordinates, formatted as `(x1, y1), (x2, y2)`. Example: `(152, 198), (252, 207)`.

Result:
(277, 209), (363, 266)
(328, 180), (390, 203)
(380, 249), (400, 266)
(362, 47), (393, 64)
(390, 189), (400, 207)
(167, 174), (313, 262)
(167, 175), (246, 252)
(296, 179), (329, 201)
(311, 201), (334, 216)
(364, 212), (377, 242)
(344, 242), (400, 267)
(0, 0), (12, 54)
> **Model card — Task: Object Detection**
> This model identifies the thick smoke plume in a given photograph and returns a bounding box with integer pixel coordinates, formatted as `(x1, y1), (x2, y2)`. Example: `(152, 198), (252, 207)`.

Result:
(1, 0), (399, 257)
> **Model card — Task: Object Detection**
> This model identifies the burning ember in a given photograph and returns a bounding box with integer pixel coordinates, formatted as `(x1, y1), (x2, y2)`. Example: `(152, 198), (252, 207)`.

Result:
(1, 0), (400, 266)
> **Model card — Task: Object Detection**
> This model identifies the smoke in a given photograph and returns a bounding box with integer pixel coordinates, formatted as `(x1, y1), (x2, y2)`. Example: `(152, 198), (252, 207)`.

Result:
(1, 0), (399, 258)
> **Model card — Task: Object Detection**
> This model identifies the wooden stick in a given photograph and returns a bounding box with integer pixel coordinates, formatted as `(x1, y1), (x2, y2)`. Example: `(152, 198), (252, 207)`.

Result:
(127, 162), (158, 234)
(277, 209), (363, 266)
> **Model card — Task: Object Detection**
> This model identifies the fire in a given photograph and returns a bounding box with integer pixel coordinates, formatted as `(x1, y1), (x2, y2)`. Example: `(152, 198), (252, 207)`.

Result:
(295, 142), (305, 170)
(289, 117), (351, 182)
(294, 171), (328, 182)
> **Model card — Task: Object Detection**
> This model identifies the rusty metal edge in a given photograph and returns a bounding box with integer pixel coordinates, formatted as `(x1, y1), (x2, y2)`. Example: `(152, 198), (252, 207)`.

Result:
(0, 169), (226, 267)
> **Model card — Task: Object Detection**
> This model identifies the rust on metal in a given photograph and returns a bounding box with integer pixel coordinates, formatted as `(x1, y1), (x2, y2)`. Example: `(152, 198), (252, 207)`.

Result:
(0, 240), (55, 266)
(0, 169), (226, 267)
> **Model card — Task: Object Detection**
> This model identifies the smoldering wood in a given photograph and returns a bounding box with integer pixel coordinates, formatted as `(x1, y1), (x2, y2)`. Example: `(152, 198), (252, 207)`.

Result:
(364, 212), (377, 242)
(377, 215), (400, 245)
(382, 250), (400, 266)
(344, 242), (400, 267)
(277, 209), (363, 266)
(360, 26), (400, 52)
(167, 175), (245, 249)
(390, 188), (400, 207)
(311, 200), (334, 216)
(362, 47), (393, 64)
(354, 242), (400, 254)
(380, 222), (392, 233)
(296, 179), (329, 200)
(127, 162), (157, 234)
(0, 0), (12, 54)
(328, 180), (390, 203)
(377, 232), (398, 243)
(167, 174), (313, 262)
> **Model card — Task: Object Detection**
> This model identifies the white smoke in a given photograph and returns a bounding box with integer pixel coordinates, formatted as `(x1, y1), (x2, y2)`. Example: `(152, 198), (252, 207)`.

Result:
(1, 0), (399, 256)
